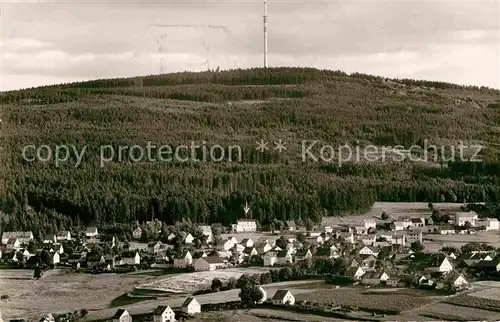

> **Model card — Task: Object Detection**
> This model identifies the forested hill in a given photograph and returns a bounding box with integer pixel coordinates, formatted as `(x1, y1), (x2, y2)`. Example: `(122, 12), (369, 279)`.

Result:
(1, 67), (500, 236)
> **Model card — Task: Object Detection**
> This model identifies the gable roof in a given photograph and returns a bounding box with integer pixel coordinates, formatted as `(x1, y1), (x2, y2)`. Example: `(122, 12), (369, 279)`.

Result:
(182, 297), (198, 307)
(203, 256), (224, 264)
(112, 309), (128, 319)
(153, 305), (172, 315)
(285, 221), (297, 228)
(272, 289), (291, 300)
(85, 227), (98, 234)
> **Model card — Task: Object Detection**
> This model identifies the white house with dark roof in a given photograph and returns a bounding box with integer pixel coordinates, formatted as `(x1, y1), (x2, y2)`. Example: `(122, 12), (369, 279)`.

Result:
(173, 251), (192, 268)
(132, 227), (142, 240)
(272, 290), (295, 305)
(5, 238), (20, 250)
(153, 305), (175, 322)
(112, 309), (132, 322)
(181, 297), (201, 314)
(240, 238), (253, 248)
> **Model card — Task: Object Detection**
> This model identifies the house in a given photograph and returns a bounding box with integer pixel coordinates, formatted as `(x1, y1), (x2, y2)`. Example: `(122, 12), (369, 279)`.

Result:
(87, 255), (106, 268)
(85, 227), (99, 238)
(5, 238), (21, 250)
(52, 243), (64, 254)
(360, 255), (377, 268)
(361, 272), (383, 285)
(183, 233), (194, 244)
(391, 221), (405, 231)
(419, 275), (435, 287)
(438, 225), (456, 235)
(307, 235), (324, 244)
(240, 238), (254, 248)
(277, 250), (293, 265)
(193, 256), (225, 271)
(437, 256), (454, 273)
(181, 297), (201, 314)
(314, 247), (337, 259)
(363, 219), (376, 230)
(173, 251), (193, 268)
(476, 257), (500, 272)
(359, 246), (379, 257)
(360, 235), (376, 246)
(132, 227), (142, 240)
(148, 242), (164, 254)
(56, 231), (71, 241)
(254, 242), (272, 254)
(264, 251), (278, 266)
(451, 273), (468, 288)
(42, 235), (57, 244)
(478, 218), (500, 231)
(120, 251), (140, 265)
(391, 234), (406, 246)
(324, 225), (333, 234)
(199, 225), (213, 243)
(455, 211), (478, 227)
(347, 266), (365, 280)
(411, 218), (425, 227)
(336, 231), (353, 244)
(231, 243), (245, 254)
(387, 277), (402, 287)
(295, 249), (312, 261)
(405, 229), (422, 243)
(39, 313), (55, 322)
(167, 233), (176, 241)
(112, 309), (132, 322)
(272, 290), (295, 305)
(354, 225), (368, 235)
(1, 231), (34, 245)
(234, 219), (257, 232)
(377, 230), (393, 241)
(285, 221), (297, 231)
(243, 247), (259, 257)
(153, 305), (175, 322)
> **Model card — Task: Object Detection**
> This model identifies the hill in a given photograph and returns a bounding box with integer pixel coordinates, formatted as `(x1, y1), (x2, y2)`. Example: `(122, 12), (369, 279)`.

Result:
(1, 67), (500, 237)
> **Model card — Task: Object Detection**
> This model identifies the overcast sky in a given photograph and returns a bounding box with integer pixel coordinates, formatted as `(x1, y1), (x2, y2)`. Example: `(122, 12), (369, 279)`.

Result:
(1, 0), (499, 91)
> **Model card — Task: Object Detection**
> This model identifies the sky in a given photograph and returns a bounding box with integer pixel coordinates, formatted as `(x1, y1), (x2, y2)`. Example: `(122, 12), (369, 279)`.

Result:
(1, 0), (499, 91)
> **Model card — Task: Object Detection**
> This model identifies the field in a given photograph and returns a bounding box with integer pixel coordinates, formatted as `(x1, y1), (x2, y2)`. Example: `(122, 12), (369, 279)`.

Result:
(444, 294), (500, 312)
(136, 267), (272, 294)
(294, 288), (437, 313)
(412, 302), (500, 321)
(0, 269), (156, 321)
(323, 202), (465, 226)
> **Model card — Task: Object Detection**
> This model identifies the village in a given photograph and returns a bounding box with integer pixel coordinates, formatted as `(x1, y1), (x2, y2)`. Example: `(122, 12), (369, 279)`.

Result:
(1, 202), (500, 321)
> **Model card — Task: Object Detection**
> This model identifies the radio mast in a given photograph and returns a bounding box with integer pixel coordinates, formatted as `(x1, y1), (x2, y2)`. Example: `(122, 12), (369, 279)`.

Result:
(263, 0), (268, 68)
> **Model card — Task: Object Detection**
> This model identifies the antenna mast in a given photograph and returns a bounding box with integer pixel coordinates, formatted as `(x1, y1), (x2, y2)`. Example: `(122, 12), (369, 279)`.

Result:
(263, 0), (268, 68)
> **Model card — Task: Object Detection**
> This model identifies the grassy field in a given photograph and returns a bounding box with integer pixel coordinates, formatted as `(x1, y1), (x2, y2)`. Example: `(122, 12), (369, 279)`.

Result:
(294, 288), (438, 313)
(412, 302), (500, 321)
(136, 267), (272, 293)
(0, 269), (156, 321)
(444, 294), (500, 312)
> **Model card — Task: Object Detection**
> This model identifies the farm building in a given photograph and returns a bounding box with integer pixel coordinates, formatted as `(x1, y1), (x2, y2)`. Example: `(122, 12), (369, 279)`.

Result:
(193, 256), (225, 271)
(181, 297), (201, 314)
(112, 309), (132, 322)
(272, 290), (295, 305)
(264, 251), (278, 266)
(153, 305), (175, 322)
(478, 218), (500, 230)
